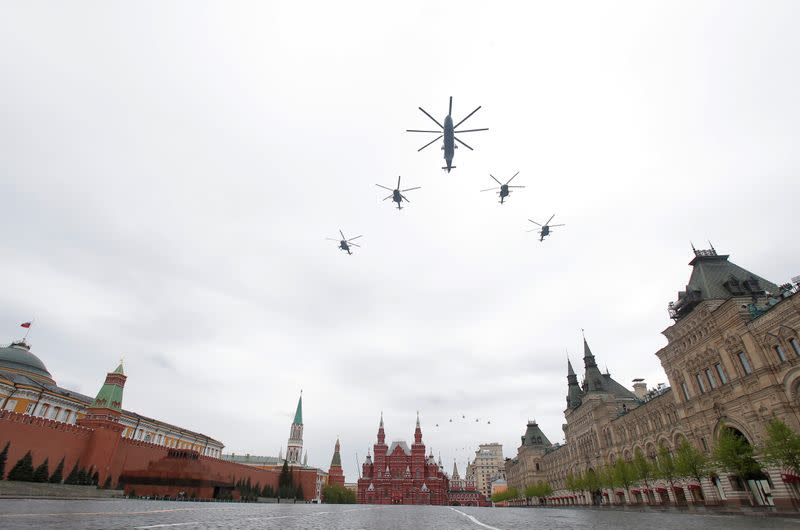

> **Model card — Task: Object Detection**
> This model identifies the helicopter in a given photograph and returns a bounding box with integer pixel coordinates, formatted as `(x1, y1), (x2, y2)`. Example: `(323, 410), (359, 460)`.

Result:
(481, 171), (523, 204)
(406, 96), (488, 172)
(326, 229), (362, 255)
(528, 214), (565, 242)
(376, 176), (421, 210)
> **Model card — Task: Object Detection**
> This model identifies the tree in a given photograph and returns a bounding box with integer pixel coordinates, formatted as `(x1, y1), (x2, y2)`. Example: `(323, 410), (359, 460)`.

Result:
(103, 476), (112, 489)
(64, 461), (80, 485)
(761, 419), (800, 475)
(655, 446), (679, 491)
(0, 441), (9, 480)
(714, 428), (761, 501)
(49, 457), (65, 484)
(675, 441), (710, 500)
(612, 459), (637, 501)
(7, 451), (34, 482)
(33, 458), (49, 483)
(632, 448), (654, 497)
(295, 482), (304, 501)
(262, 484), (275, 498)
(323, 484), (356, 504)
(76, 467), (88, 485)
(91, 470), (99, 486)
(525, 481), (552, 499)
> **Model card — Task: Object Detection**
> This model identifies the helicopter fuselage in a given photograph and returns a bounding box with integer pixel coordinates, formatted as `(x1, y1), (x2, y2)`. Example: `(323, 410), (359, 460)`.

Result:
(392, 189), (402, 206)
(339, 240), (352, 254)
(443, 114), (455, 172)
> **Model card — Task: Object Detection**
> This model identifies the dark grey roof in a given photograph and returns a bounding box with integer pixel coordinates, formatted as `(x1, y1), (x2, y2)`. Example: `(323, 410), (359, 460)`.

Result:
(387, 441), (411, 455)
(521, 421), (551, 447)
(601, 373), (637, 400)
(672, 249), (780, 320)
(0, 343), (53, 382)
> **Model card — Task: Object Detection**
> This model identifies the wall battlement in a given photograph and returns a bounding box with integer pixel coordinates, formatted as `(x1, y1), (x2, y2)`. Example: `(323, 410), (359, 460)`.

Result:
(0, 410), (92, 436)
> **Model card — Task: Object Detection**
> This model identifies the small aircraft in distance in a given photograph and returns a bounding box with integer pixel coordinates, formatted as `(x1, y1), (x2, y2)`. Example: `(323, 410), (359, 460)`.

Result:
(406, 96), (488, 172)
(528, 214), (565, 242)
(481, 171), (523, 204)
(376, 176), (421, 210)
(326, 230), (362, 255)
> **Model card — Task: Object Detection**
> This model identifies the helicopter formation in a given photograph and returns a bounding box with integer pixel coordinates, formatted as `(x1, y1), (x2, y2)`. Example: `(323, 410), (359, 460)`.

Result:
(330, 96), (565, 254)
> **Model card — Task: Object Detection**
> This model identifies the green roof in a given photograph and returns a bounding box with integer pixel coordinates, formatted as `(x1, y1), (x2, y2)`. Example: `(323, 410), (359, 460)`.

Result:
(92, 377), (124, 411)
(330, 439), (341, 467)
(293, 394), (303, 425)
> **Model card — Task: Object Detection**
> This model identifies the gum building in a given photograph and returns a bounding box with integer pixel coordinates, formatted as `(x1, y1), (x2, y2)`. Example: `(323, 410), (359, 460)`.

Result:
(506, 248), (800, 510)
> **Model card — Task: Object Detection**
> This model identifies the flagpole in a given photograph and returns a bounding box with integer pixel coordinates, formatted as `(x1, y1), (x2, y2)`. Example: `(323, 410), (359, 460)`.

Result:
(23, 319), (34, 341)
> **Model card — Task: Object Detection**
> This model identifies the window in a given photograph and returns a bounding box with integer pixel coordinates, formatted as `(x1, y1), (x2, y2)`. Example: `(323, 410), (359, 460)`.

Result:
(705, 368), (718, 389)
(25, 402), (35, 414)
(715, 363), (728, 384)
(39, 404), (49, 417)
(695, 373), (707, 393)
(51, 406), (61, 420)
(4, 399), (17, 412)
(681, 381), (690, 401)
(776, 345), (788, 362)
(791, 338), (800, 357)
(738, 351), (753, 374)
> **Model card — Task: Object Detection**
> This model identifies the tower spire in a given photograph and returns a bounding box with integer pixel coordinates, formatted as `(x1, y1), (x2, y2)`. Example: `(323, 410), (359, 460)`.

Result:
(286, 392), (304, 464)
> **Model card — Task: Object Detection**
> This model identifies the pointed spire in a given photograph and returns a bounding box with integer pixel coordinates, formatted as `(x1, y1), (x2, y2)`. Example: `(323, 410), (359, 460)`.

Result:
(416, 410), (420, 428)
(278, 446), (283, 460)
(303, 451), (308, 466)
(90, 362), (127, 411)
(293, 392), (303, 425)
(379, 411), (384, 428)
(452, 460), (460, 480)
(330, 438), (341, 467)
(567, 359), (576, 376)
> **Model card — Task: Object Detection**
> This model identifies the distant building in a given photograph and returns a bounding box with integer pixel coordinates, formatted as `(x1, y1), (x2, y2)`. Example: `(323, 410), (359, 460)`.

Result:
(448, 460), (490, 506)
(221, 393), (329, 502)
(327, 438), (345, 487)
(466, 442), (505, 499)
(357, 413), (449, 505)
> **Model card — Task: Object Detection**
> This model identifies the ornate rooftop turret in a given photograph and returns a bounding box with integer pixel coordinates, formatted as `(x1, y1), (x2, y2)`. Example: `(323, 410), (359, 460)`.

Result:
(286, 392), (304, 464)
(566, 359), (583, 409)
(669, 247), (780, 320)
(91, 362), (126, 411)
(520, 420), (552, 447)
(582, 336), (606, 393)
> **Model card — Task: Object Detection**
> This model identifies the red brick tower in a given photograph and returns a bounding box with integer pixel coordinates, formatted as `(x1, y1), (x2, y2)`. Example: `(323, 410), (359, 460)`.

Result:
(76, 362), (127, 486)
(328, 438), (345, 487)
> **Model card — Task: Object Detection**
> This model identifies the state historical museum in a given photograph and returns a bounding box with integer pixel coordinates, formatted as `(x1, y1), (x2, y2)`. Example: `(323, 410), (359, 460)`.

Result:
(357, 414), (449, 505)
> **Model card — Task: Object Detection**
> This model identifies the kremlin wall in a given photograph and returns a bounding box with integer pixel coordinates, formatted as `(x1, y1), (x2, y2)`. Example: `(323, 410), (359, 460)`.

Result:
(0, 346), (338, 501)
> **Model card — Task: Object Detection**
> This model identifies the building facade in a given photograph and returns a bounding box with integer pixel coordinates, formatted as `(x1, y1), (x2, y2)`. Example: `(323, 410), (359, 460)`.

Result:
(465, 442), (506, 499)
(357, 413), (449, 505)
(328, 438), (345, 487)
(506, 248), (800, 510)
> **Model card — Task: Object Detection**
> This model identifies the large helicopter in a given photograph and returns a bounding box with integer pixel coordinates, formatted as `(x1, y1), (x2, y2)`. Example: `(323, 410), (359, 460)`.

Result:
(376, 176), (421, 210)
(528, 214), (565, 242)
(481, 172), (523, 204)
(406, 97), (488, 172)
(326, 230), (362, 255)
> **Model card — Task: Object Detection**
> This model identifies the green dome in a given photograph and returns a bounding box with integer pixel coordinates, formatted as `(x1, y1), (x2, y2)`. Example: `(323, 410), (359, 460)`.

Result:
(0, 342), (54, 383)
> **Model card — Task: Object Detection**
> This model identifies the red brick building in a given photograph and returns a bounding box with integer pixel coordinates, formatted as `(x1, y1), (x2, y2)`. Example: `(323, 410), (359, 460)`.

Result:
(327, 438), (344, 487)
(357, 413), (449, 505)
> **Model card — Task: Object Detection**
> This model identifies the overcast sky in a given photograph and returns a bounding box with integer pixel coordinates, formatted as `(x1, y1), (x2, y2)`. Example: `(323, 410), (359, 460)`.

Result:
(1, 1), (798, 482)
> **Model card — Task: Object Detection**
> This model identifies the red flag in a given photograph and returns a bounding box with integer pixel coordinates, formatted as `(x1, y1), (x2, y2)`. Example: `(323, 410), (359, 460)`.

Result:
(20, 322), (31, 328)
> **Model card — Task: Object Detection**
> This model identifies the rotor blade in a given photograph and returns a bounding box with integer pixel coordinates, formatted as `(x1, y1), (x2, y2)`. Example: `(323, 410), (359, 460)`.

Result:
(397, 175), (401, 189)
(326, 238), (340, 241)
(528, 219), (543, 226)
(401, 186), (421, 192)
(481, 187), (500, 192)
(418, 107), (444, 129)
(454, 136), (473, 151)
(406, 130), (442, 133)
(383, 194), (393, 201)
(339, 229), (345, 240)
(400, 194), (410, 203)
(453, 128), (489, 133)
(349, 243), (361, 248)
(453, 106), (481, 129)
(526, 229), (540, 233)
(375, 184), (394, 191)
(546, 214), (556, 225)
(506, 171), (521, 184)
(549, 224), (566, 227)
(489, 174), (503, 185)
(448, 96), (452, 116)
(347, 235), (363, 241)
(508, 185), (525, 188)
(418, 135), (443, 152)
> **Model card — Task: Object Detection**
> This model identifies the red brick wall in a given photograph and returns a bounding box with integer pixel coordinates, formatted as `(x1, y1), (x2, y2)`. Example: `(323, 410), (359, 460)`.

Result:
(0, 411), (91, 479)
